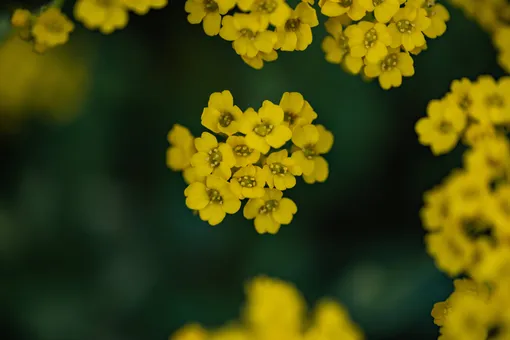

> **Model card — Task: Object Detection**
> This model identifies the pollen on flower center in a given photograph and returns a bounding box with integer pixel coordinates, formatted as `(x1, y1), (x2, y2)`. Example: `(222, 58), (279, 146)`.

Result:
(207, 148), (223, 167)
(203, 0), (219, 12)
(396, 20), (415, 33)
(338, 34), (350, 50)
(381, 53), (398, 71)
(339, 0), (353, 7)
(269, 163), (288, 175)
(284, 111), (298, 125)
(458, 95), (472, 111)
(438, 121), (453, 133)
(233, 144), (253, 157)
(303, 145), (316, 159)
(285, 19), (301, 32)
(259, 199), (279, 214)
(219, 112), (234, 127)
(461, 218), (494, 241)
(44, 21), (65, 33)
(237, 175), (257, 187)
(207, 188), (223, 204)
(253, 123), (274, 137)
(255, 0), (278, 13)
(373, 0), (384, 5)
(364, 28), (378, 48)
(485, 94), (505, 108)
(240, 28), (255, 40)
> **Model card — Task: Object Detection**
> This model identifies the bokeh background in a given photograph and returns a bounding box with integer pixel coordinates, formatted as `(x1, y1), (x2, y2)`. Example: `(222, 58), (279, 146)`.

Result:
(0, 1), (506, 339)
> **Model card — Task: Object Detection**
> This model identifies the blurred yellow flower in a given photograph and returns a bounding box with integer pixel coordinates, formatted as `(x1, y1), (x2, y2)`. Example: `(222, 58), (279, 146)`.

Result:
(74, 0), (129, 34)
(237, 0), (292, 27)
(32, 7), (74, 48)
(11, 9), (31, 28)
(123, 0), (167, 14)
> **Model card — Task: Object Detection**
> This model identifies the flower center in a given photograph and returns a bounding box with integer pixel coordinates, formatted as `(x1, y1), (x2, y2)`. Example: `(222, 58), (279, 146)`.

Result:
(203, 0), (219, 12)
(240, 28), (255, 40)
(259, 199), (279, 214)
(458, 94), (472, 111)
(485, 94), (505, 108)
(303, 145), (316, 159)
(253, 123), (273, 137)
(255, 0), (277, 13)
(381, 53), (398, 72)
(269, 163), (288, 175)
(44, 20), (64, 33)
(372, 0), (384, 5)
(207, 148), (223, 167)
(339, 0), (352, 7)
(233, 144), (253, 157)
(207, 188), (223, 204)
(285, 19), (300, 32)
(396, 20), (415, 34)
(284, 111), (298, 126)
(237, 175), (257, 188)
(219, 112), (234, 127)
(364, 28), (378, 48)
(338, 34), (349, 51)
(438, 121), (453, 133)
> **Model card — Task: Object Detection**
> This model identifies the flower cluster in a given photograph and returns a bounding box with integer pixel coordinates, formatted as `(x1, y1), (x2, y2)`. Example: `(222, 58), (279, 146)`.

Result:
(416, 76), (510, 338)
(167, 90), (333, 234)
(10, 0), (168, 53)
(171, 276), (364, 340)
(321, 0), (449, 89)
(184, 0), (319, 69)
(494, 26), (510, 74)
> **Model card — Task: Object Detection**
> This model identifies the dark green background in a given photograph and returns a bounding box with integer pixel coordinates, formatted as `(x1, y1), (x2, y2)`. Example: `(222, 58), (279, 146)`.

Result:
(0, 1), (505, 339)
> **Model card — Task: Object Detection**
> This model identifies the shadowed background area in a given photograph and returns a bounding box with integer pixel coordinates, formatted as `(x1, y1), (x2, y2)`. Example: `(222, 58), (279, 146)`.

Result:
(0, 1), (505, 339)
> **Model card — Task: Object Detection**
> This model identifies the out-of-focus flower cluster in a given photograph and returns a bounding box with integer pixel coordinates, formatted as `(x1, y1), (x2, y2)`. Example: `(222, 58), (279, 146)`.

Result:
(415, 75), (510, 339)
(166, 90), (333, 234)
(448, 0), (510, 73)
(9, 0), (168, 54)
(171, 276), (364, 340)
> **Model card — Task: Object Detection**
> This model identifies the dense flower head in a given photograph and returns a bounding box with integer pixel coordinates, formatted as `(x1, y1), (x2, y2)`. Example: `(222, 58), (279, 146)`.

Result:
(167, 91), (333, 234)
(171, 276), (364, 339)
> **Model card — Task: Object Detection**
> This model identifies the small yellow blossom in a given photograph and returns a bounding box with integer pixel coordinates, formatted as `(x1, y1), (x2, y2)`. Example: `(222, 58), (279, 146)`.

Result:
(305, 300), (364, 340)
(470, 75), (510, 124)
(201, 90), (244, 136)
(420, 185), (450, 232)
(463, 137), (510, 183)
(171, 323), (208, 340)
(463, 122), (497, 146)
(74, 0), (129, 34)
(11, 9), (31, 28)
(184, 0), (235, 36)
(167, 124), (196, 171)
(445, 77), (474, 117)
(123, 0), (167, 14)
(279, 92), (317, 130)
(236, 0), (292, 27)
(488, 184), (510, 236)
(319, 0), (367, 21)
(346, 21), (392, 63)
(243, 189), (297, 234)
(229, 165), (267, 199)
(185, 175), (241, 225)
(494, 26), (510, 73)
(190, 132), (236, 179)
(291, 124), (333, 183)
(239, 101), (292, 154)
(415, 99), (467, 155)
(275, 3), (319, 51)
(220, 14), (278, 57)
(241, 50), (278, 69)
(227, 136), (261, 167)
(263, 150), (302, 190)
(363, 48), (414, 89)
(358, 0), (399, 23)
(322, 18), (363, 74)
(423, 3), (450, 39)
(31, 7), (74, 48)
(388, 5), (431, 51)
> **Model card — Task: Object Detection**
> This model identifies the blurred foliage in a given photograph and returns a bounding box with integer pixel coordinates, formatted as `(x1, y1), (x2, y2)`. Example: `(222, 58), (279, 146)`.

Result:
(0, 1), (505, 340)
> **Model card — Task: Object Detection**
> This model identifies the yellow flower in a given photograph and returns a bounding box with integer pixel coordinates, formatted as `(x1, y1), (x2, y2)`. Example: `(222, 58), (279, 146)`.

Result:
(241, 50), (278, 69)
(229, 165), (267, 199)
(185, 175), (241, 225)
(387, 5), (431, 51)
(243, 188), (297, 234)
(345, 21), (392, 63)
(190, 132), (236, 179)
(322, 18), (363, 74)
(319, 0), (367, 20)
(171, 323), (208, 340)
(420, 185), (451, 232)
(236, 0), (292, 27)
(463, 137), (510, 183)
(275, 3), (319, 51)
(494, 27), (510, 73)
(431, 301), (449, 326)
(184, 0), (235, 36)
(201, 90), (244, 136)
(440, 294), (492, 340)
(122, 0), (167, 14)
(11, 9), (31, 28)
(239, 101), (292, 154)
(358, 0), (399, 23)
(305, 300), (364, 340)
(220, 14), (278, 57)
(31, 7), (74, 47)
(463, 122), (496, 147)
(167, 124), (196, 171)
(470, 75), (510, 124)
(445, 78), (474, 117)
(423, 3), (450, 39)
(226, 136), (261, 167)
(415, 99), (466, 155)
(279, 92), (317, 130)
(263, 150), (302, 190)
(488, 184), (510, 237)
(363, 48), (414, 89)
(291, 124), (333, 183)
(74, 0), (129, 34)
